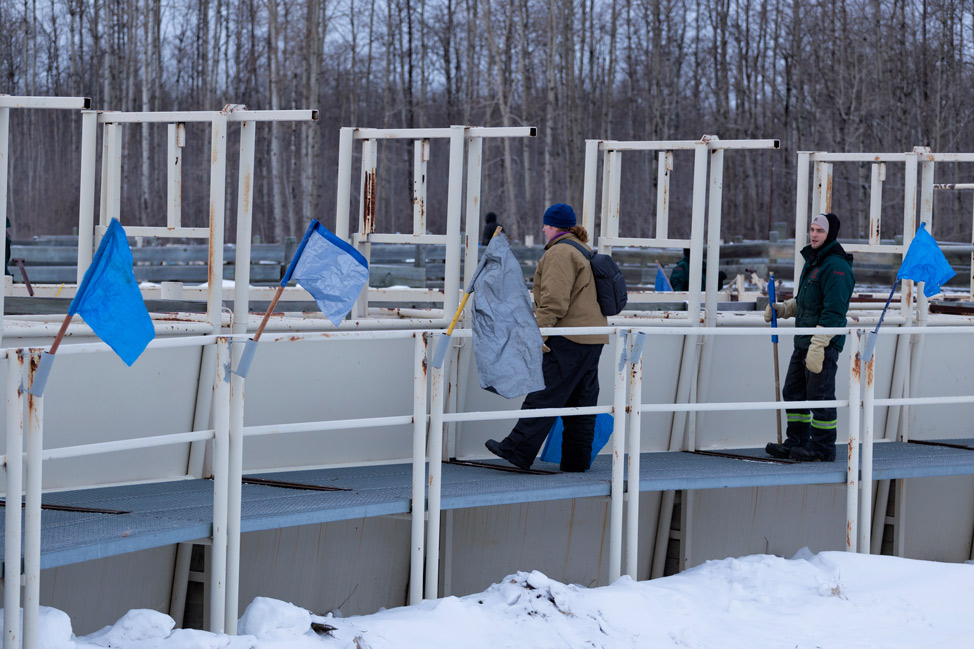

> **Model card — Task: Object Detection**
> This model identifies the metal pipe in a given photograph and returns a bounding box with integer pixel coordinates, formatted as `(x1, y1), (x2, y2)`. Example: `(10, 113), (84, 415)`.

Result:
(860, 337), (875, 554)
(167, 123), (185, 230)
(413, 139), (430, 235)
(425, 359), (447, 599)
(794, 152), (811, 280)
(656, 151), (673, 240)
(334, 128), (354, 242)
(22, 353), (43, 649)
(0, 96), (89, 110)
(233, 121), (257, 337)
(845, 333), (862, 552)
(442, 127), (466, 320)
(207, 115), (228, 331)
(609, 332), (628, 582)
(225, 360), (245, 632)
(76, 111), (98, 283)
(687, 142), (708, 323)
(409, 333), (428, 605)
(41, 429), (213, 460)
(625, 333), (644, 578)
(97, 109), (317, 123)
(463, 136), (484, 293)
(4, 350), (25, 649)
(0, 107), (7, 344)
(582, 140), (599, 238)
(209, 338), (231, 633)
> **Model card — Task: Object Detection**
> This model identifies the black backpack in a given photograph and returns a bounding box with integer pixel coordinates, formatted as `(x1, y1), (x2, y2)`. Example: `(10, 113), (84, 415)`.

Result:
(555, 239), (628, 316)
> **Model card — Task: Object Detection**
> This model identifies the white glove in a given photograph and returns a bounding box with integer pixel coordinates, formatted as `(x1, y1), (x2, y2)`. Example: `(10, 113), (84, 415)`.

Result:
(764, 298), (797, 322)
(805, 328), (833, 374)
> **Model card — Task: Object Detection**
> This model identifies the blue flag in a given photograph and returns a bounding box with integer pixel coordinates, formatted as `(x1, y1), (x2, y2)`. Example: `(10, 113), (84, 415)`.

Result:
(896, 222), (955, 298)
(69, 219), (155, 366)
(282, 220), (369, 326)
(655, 265), (673, 292)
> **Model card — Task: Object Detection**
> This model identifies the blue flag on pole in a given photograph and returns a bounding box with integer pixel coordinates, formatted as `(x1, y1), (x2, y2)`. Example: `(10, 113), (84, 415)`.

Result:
(282, 220), (369, 326)
(654, 266), (673, 292)
(896, 222), (955, 298)
(69, 219), (155, 366)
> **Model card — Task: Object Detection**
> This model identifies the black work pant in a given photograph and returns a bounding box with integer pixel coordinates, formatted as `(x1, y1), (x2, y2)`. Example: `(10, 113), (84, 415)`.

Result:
(498, 336), (603, 470)
(781, 345), (840, 457)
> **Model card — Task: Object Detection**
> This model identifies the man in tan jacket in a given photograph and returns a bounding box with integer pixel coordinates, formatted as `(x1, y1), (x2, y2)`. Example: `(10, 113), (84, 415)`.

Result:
(485, 203), (608, 471)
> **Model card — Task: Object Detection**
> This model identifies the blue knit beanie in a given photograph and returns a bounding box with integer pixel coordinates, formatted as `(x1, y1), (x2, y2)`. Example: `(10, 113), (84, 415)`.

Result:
(543, 203), (576, 229)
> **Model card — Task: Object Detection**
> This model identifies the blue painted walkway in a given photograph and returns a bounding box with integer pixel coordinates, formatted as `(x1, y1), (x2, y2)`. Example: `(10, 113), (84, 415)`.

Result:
(4, 440), (973, 571)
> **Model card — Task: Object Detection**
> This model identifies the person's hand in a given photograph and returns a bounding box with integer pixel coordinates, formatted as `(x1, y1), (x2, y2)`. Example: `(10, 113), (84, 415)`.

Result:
(542, 343), (551, 353)
(763, 298), (797, 322)
(805, 330), (833, 373)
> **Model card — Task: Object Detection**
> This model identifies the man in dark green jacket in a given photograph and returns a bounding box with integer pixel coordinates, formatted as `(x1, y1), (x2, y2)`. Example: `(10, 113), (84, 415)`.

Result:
(764, 213), (855, 462)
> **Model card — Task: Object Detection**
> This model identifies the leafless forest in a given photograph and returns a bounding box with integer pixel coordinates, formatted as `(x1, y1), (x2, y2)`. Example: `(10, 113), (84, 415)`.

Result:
(2, 0), (974, 245)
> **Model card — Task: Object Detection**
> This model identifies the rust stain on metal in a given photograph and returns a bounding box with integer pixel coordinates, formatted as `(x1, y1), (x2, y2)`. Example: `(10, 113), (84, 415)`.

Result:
(846, 520), (853, 547)
(363, 170), (377, 234)
(243, 172), (252, 214)
(871, 217), (881, 241)
(825, 175), (833, 211)
(852, 352), (862, 382)
(867, 357), (874, 387)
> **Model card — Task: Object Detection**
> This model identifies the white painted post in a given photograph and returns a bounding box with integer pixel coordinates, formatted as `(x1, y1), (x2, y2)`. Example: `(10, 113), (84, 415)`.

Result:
(410, 333), (429, 604)
(609, 330), (628, 582)
(4, 350), (25, 649)
(442, 126), (466, 319)
(687, 141), (709, 323)
(581, 140), (599, 239)
(655, 151), (673, 240)
(224, 351), (245, 632)
(353, 138), (377, 318)
(0, 106), (8, 341)
(860, 332), (875, 554)
(868, 163), (885, 246)
(334, 127), (355, 241)
(207, 116), (228, 333)
(413, 139), (430, 234)
(167, 123), (185, 230)
(625, 332), (644, 579)
(209, 337), (231, 633)
(845, 332), (862, 552)
(233, 121), (257, 337)
(794, 153), (811, 281)
(76, 111), (98, 283)
(22, 353), (44, 649)
(463, 135), (483, 293)
(425, 357), (447, 599)
(705, 145), (724, 324)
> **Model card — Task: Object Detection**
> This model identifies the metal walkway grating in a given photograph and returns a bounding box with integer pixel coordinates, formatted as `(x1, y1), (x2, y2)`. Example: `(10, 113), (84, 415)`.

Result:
(3, 440), (974, 571)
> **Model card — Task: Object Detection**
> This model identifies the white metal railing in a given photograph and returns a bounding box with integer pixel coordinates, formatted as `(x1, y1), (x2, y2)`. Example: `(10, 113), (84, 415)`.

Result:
(584, 136), (779, 321)
(334, 125), (537, 321)
(5, 322), (974, 647)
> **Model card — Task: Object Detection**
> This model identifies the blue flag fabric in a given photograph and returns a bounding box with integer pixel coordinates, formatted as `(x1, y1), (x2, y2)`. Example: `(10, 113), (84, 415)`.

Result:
(69, 219), (154, 366)
(540, 414), (614, 465)
(896, 222), (955, 298)
(655, 267), (673, 292)
(282, 220), (369, 326)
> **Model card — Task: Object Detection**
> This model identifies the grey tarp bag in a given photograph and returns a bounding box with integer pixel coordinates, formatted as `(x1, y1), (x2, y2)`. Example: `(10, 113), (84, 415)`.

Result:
(471, 234), (545, 399)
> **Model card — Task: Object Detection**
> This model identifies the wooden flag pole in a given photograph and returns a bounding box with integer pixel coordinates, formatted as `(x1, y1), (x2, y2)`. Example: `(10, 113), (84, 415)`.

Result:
(252, 284), (285, 343)
(47, 313), (74, 356)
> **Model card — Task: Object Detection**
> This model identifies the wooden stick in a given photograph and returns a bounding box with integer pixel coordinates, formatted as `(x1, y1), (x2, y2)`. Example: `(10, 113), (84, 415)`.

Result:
(253, 284), (285, 342)
(47, 313), (73, 356)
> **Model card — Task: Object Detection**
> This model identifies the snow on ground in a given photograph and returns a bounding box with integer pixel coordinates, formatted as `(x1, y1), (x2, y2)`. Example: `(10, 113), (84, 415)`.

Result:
(9, 551), (974, 649)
